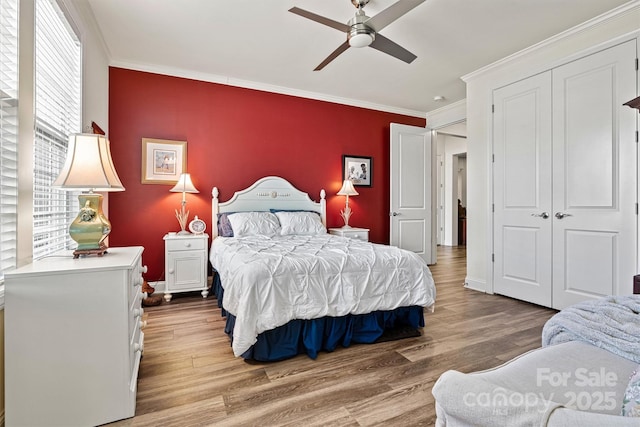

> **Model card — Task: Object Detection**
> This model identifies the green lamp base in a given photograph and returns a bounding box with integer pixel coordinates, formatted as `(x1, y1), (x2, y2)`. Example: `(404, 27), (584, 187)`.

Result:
(69, 193), (112, 258)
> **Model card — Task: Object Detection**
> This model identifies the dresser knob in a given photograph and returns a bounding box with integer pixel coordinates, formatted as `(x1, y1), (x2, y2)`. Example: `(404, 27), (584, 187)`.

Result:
(134, 308), (144, 318)
(168, 268), (174, 275)
(142, 292), (148, 299)
(184, 242), (191, 248)
(142, 265), (148, 274)
(139, 320), (147, 329)
(134, 342), (144, 353)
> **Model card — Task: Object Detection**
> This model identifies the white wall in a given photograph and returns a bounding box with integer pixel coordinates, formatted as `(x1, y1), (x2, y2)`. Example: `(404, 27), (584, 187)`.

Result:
(462, 1), (640, 293)
(67, 0), (110, 134)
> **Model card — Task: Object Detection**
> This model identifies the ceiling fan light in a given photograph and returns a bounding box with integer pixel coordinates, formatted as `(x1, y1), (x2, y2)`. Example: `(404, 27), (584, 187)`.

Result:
(349, 30), (374, 48)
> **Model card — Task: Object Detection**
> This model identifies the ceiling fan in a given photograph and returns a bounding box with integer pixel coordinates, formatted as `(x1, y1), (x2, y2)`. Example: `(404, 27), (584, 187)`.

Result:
(289, 0), (425, 71)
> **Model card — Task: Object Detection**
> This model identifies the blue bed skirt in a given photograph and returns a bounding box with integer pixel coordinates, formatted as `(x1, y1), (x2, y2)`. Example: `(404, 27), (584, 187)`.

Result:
(213, 273), (425, 361)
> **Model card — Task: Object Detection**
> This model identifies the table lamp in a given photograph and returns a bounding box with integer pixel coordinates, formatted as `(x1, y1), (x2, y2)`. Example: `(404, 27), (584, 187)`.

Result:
(337, 179), (359, 228)
(170, 173), (199, 234)
(52, 133), (125, 258)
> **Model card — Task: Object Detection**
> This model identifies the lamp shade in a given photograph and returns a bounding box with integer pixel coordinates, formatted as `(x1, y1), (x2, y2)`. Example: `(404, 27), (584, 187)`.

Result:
(170, 173), (199, 194)
(337, 179), (359, 196)
(52, 133), (124, 192)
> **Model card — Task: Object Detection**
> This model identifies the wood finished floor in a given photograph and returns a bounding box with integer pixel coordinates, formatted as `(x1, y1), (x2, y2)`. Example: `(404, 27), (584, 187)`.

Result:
(107, 246), (557, 427)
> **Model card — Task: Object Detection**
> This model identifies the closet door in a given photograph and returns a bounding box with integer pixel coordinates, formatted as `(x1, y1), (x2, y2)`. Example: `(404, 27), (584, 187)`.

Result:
(551, 40), (637, 309)
(493, 72), (553, 306)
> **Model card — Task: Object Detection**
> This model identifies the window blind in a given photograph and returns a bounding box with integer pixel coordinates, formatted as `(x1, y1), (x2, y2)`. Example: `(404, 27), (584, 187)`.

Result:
(0, 0), (19, 280)
(33, 0), (82, 260)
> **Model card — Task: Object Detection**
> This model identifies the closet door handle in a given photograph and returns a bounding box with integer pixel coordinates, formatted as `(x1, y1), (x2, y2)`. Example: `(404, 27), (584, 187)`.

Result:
(555, 212), (572, 219)
(531, 212), (549, 219)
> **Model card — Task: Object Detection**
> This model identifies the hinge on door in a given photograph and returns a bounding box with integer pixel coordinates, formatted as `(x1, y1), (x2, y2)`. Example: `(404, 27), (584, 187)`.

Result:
(492, 104), (495, 113)
(492, 203), (495, 212)
(636, 58), (639, 70)
(636, 203), (638, 215)
(492, 154), (495, 163)
(636, 130), (638, 143)
(492, 253), (495, 262)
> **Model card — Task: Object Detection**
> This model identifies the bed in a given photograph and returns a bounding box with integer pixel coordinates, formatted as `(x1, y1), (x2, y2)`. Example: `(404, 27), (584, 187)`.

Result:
(209, 176), (436, 361)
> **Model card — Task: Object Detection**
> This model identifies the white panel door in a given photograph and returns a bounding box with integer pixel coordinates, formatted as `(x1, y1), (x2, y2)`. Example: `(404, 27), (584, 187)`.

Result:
(390, 123), (435, 264)
(551, 41), (637, 309)
(493, 72), (553, 306)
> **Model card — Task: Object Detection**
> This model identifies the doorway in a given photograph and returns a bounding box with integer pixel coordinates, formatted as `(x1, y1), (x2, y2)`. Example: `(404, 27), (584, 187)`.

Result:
(434, 122), (467, 248)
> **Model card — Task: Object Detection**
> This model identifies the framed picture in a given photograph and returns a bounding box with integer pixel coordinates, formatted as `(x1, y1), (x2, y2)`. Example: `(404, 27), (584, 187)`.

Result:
(342, 155), (372, 187)
(141, 138), (187, 184)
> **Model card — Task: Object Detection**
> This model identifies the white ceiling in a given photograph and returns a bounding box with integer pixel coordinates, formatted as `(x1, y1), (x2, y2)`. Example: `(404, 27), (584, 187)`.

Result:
(84, 0), (633, 116)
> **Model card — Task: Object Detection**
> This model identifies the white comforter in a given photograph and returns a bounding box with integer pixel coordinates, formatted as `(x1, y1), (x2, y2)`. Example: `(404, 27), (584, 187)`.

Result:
(209, 234), (436, 357)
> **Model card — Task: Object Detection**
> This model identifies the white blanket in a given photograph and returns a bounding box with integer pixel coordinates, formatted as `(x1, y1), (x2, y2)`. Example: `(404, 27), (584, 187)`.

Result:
(209, 234), (436, 357)
(542, 295), (640, 363)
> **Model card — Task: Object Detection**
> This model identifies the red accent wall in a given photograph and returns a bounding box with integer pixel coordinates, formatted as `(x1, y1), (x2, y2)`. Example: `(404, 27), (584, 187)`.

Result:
(108, 67), (425, 281)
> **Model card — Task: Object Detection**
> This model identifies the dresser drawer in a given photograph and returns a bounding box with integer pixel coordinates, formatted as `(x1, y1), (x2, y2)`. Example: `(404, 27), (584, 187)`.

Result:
(129, 290), (144, 341)
(166, 237), (206, 252)
(129, 321), (144, 379)
(128, 257), (146, 305)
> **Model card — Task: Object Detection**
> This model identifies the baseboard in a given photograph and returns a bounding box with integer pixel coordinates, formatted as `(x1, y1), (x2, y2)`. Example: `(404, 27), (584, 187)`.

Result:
(464, 277), (486, 293)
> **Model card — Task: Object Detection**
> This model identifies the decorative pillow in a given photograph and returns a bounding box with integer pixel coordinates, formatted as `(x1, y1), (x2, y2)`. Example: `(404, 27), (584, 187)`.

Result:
(275, 211), (326, 236)
(227, 211), (281, 237)
(622, 367), (640, 417)
(217, 213), (235, 237)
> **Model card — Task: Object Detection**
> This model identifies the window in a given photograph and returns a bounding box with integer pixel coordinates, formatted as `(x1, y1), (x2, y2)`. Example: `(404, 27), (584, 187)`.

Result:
(0, 0), (19, 280)
(33, 0), (82, 260)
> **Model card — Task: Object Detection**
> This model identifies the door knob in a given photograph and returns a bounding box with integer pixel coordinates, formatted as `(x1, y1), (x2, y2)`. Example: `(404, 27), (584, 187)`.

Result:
(390, 212), (400, 216)
(531, 212), (549, 219)
(555, 212), (573, 219)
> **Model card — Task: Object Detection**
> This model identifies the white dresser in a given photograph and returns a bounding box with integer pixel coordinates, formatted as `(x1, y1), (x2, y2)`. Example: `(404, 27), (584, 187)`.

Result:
(5, 246), (147, 426)
(163, 233), (209, 302)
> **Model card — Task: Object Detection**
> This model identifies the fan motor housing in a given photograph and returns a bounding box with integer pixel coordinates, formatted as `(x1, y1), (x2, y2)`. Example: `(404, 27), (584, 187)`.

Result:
(348, 13), (375, 47)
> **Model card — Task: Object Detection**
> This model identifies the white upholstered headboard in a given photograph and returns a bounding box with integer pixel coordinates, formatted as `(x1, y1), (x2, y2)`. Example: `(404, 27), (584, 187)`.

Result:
(211, 176), (327, 238)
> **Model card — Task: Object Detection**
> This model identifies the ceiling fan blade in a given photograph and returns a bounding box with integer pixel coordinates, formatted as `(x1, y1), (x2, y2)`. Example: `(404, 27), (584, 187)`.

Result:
(289, 7), (351, 32)
(365, 0), (425, 32)
(369, 33), (417, 64)
(314, 41), (350, 71)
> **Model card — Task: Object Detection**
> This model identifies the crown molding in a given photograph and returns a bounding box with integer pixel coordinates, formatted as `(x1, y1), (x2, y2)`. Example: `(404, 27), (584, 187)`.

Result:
(109, 60), (428, 119)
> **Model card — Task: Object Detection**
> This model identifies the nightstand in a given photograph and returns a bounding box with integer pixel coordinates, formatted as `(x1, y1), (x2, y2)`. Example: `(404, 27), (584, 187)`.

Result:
(328, 227), (369, 242)
(163, 233), (209, 301)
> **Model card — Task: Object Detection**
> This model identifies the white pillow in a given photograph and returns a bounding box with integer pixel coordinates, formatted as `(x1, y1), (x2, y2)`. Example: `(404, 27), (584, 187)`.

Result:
(275, 211), (326, 236)
(227, 212), (281, 237)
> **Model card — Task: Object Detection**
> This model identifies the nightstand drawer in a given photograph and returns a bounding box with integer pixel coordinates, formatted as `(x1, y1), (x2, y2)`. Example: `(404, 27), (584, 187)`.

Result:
(165, 237), (206, 252)
(328, 227), (370, 242)
(342, 230), (368, 241)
